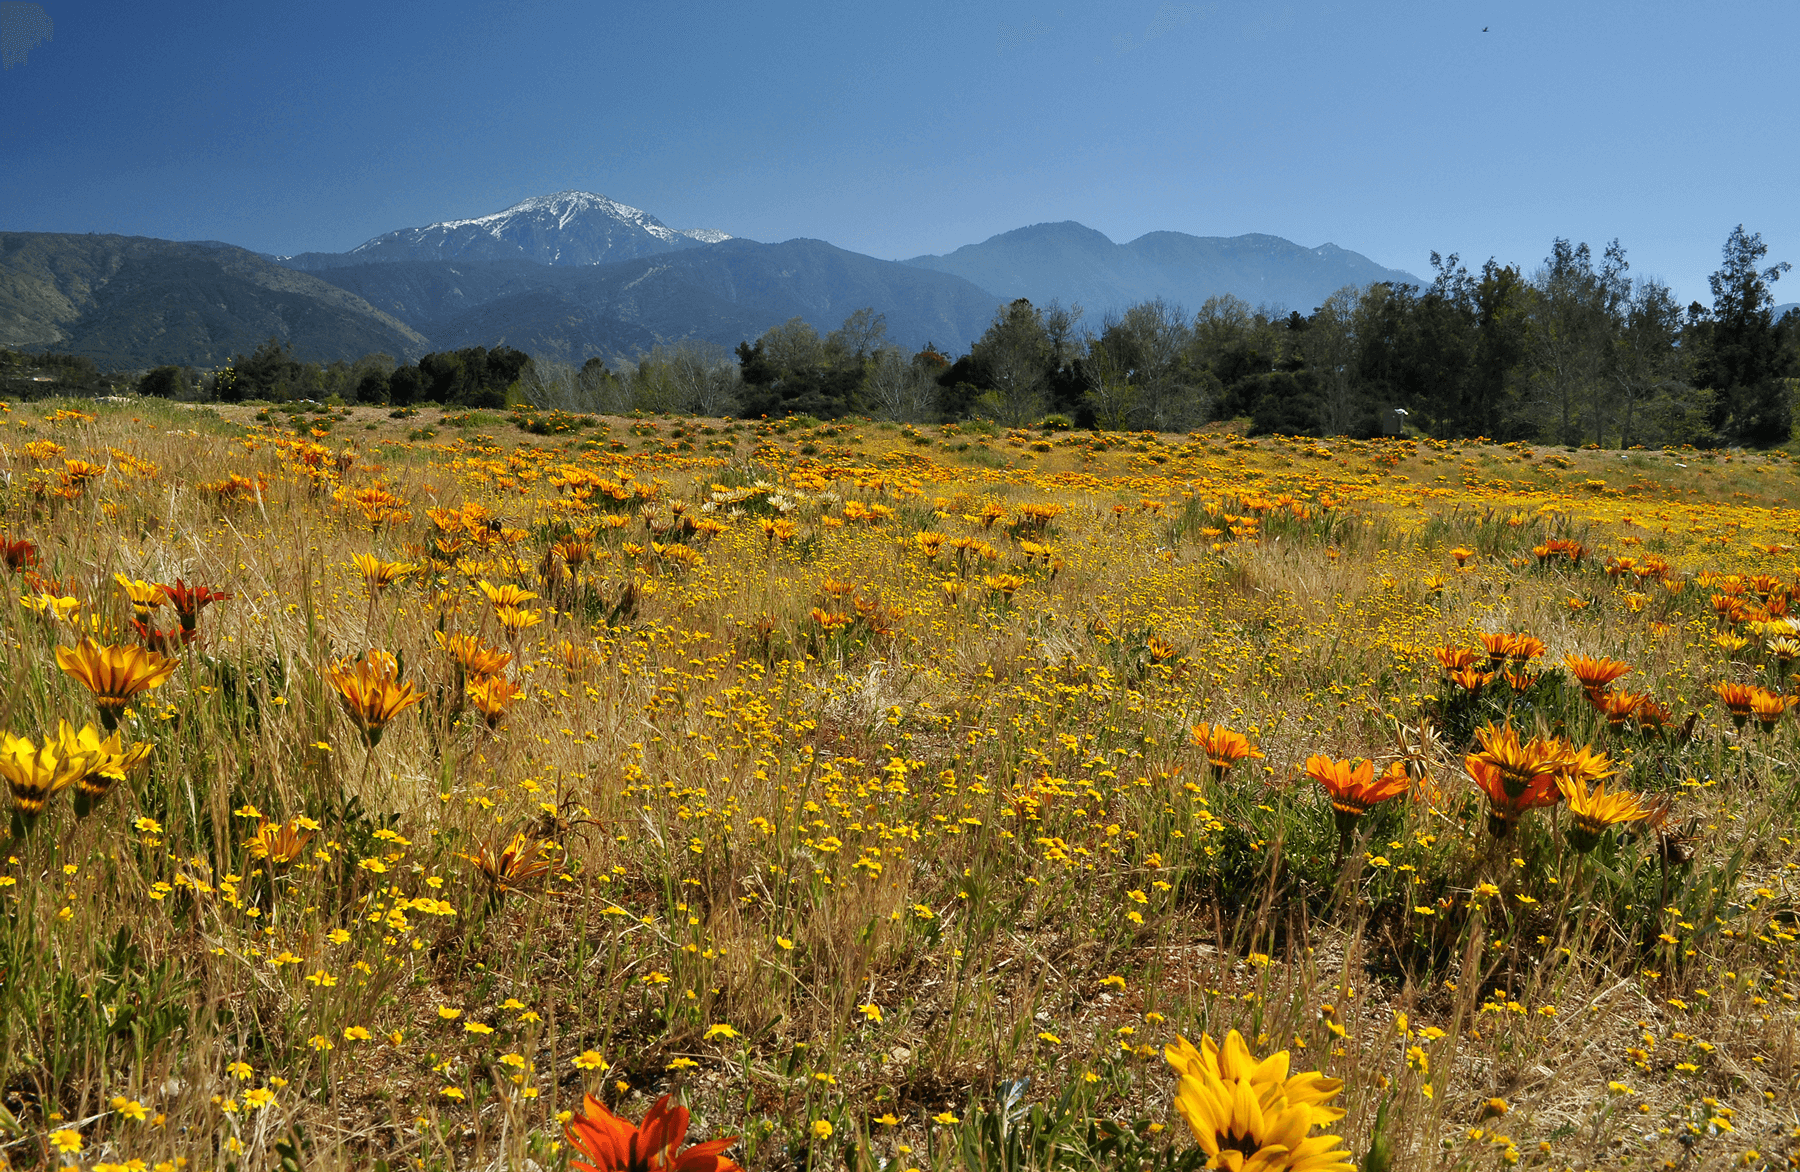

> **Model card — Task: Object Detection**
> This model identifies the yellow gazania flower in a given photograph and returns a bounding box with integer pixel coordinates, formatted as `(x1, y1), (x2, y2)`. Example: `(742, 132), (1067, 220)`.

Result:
(1557, 744), (1617, 789)
(1470, 722), (1564, 799)
(113, 574), (169, 621)
(55, 720), (151, 815)
(21, 592), (80, 622)
(0, 731), (103, 818)
(55, 638), (180, 729)
(466, 675), (524, 727)
(436, 631), (513, 679)
(1166, 1031), (1344, 1116)
(352, 553), (416, 594)
(1556, 773), (1652, 852)
(245, 818), (316, 869)
(495, 604), (544, 634)
(1166, 1031), (1353, 1172)
(461, 830), (555, 898)
(325, 650), (426, 746)
(477, 580), (539, 609)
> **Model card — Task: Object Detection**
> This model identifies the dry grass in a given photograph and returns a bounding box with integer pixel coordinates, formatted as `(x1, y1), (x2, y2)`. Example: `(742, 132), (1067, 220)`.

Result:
(0, 397), (1796, 1171)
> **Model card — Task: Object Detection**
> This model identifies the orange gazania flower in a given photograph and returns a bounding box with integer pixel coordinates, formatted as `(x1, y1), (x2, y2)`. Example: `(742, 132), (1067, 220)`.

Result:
(1593, 689), (1647, 728)
(1190, 723), (1263, 773)
(131, 618), (191, 655)
(55, 638), (180, 730)
(1506, 634), (1547, 664)
(1434, 645), (1479, 673)
(1714, 681), (1759, 728)
(1306, 755), (1410, 843)
(1469, 721), (1571, 801)
(1564, 654), (1630, 697)
(1750, 688), (1793, 733)
(564, 1093), (742, 1172)
(552, 534), (595, 568)
(1635, 697), (1672, 733)
(1450, 666), (1496, 693)
(325, 650), (426, 746)
(1477, 632), (1513, 666)
(1468, 756), (1560, 837)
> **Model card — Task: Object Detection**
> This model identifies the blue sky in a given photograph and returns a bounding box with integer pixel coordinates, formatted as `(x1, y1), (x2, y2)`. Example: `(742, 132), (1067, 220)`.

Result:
(3, 0), (1795, 307)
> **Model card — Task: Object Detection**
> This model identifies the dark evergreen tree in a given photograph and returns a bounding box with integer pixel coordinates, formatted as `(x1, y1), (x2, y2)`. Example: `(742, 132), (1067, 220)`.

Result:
(387, 364), (423, 407)
(1688, 225), (1792, 445)
(136, 365), (188, 398)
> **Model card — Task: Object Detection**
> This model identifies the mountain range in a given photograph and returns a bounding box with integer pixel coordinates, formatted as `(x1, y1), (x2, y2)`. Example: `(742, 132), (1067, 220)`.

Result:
(905, 221), (1419, 320)
(1, 191), (1422, 370)
(0, 232), (427, 368)
(278, 190), (732, 271)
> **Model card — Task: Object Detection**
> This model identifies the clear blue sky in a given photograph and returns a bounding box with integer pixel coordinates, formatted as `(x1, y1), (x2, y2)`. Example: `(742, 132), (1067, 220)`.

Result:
(3, 0), (1795, 308)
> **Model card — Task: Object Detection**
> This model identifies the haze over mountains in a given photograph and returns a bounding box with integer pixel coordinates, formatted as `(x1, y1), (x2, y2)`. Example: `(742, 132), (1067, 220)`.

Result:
(1, 191), (1423, 369)
(904, 222), (1420, 320)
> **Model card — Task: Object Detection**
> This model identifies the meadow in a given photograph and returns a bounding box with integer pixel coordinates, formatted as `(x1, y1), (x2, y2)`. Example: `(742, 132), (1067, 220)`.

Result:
(1, 395), (1798, 1171)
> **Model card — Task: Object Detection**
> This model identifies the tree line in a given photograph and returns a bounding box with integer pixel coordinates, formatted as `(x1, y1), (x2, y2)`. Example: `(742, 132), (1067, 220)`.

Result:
(118, 224), (1799, 448)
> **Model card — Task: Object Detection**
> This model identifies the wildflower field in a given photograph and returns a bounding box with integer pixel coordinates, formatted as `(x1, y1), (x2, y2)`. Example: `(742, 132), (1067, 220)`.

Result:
(4, 397), (1800, 1172)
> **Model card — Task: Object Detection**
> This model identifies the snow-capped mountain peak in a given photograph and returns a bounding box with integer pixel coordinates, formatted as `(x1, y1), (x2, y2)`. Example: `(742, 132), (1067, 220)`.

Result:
(345, 191), (730, 268)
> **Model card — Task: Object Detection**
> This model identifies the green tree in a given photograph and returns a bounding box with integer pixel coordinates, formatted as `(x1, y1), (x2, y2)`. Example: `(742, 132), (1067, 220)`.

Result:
(1525, 240), (1627, 445)
(735, 316), (865, 418)
(136, 365), (188, 398)
(1689, 225), (1791, 445)
(354, 369), (389, 404)
(387, 364), (423, 407)
(1609, 277), (1683, 448)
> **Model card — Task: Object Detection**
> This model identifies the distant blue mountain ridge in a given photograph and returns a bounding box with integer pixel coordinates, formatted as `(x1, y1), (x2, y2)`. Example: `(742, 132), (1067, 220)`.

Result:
(2, 192), (1428, 368)
(903, 221), (1421, 319)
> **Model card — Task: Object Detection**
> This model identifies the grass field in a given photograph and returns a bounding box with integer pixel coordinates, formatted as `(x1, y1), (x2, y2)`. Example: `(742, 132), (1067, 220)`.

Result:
(2, 397), (1799, 1171)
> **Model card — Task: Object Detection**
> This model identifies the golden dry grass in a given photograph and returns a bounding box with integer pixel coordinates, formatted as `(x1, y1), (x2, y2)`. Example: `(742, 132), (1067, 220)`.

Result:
(0, 397), (1797, 1171)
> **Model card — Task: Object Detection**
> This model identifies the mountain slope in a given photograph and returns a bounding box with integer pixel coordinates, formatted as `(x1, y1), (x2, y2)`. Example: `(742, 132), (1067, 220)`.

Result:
(0, 233), (428, 368)
(287, 191), (732, 270)
(301, 238), (1001, 361)
(905, 222), (1420, 316)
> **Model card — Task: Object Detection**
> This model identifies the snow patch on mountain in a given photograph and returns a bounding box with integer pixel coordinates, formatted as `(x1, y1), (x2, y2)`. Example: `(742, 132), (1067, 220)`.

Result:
(346, 192), (730, 266)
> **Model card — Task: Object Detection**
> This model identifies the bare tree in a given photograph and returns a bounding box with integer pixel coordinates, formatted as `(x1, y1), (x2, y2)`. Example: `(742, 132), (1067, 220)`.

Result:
(1080, 339), (1140, 431)
(863, 346), (937, 421)
(828, 308), (889, 361)
(662, 340), (740, 416)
